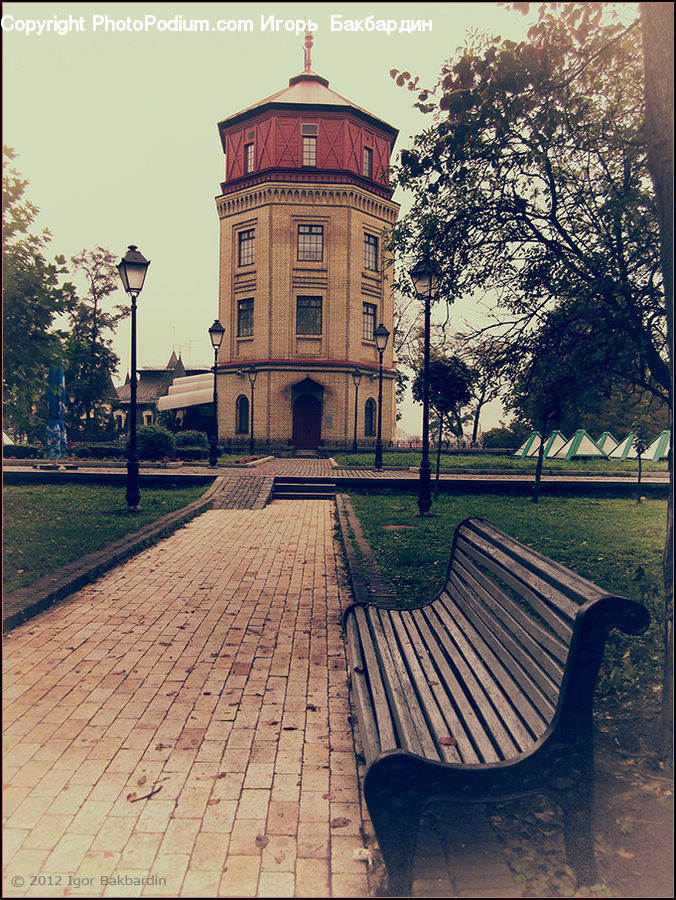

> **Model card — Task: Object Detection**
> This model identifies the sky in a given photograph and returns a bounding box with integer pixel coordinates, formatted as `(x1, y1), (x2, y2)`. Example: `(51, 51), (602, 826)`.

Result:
(2, 1), (540, 436)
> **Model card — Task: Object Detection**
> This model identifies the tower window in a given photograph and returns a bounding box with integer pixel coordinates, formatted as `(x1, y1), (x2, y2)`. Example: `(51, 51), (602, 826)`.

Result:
(245, 142), (255, 173)
(237, 298), (254, 337)
(297, 224), (323, 261)
(364, 234), (378, 271)
(238, 229), (254, 266)
(365, 398), (376, 436)
(363, 303), (376, 341)
(236, 394), (249, 433)
(296, 296), (322, 335)
(363, 146), (374, 178)
(302, 136), (317, 166)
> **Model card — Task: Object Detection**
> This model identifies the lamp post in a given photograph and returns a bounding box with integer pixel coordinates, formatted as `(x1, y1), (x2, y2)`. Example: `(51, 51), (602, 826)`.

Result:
(374, 323), (390, 471)
(409, 260), (435, 516)
(248, 366), (257, 456)
(117, 245), (150, 513)
(208, 319), (225, 467)
(351, 369), (362, 451)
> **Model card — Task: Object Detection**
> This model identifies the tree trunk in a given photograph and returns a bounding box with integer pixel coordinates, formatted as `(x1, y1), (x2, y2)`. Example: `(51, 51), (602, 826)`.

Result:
(640, 1), (673, 768)
(435, 414), (444, 497)
(532, 419), (548, 504)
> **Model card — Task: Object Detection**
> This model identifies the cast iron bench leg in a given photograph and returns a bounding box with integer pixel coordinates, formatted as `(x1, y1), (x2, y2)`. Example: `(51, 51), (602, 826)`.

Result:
(365, 758), (425, 895)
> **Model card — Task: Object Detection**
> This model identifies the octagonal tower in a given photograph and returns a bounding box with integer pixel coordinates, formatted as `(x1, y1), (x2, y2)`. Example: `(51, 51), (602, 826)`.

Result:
(215, 38), (399, 452)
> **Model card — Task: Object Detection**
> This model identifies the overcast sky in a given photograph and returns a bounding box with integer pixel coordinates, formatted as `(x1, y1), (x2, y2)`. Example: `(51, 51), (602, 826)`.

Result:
(2, 1), (542, 435)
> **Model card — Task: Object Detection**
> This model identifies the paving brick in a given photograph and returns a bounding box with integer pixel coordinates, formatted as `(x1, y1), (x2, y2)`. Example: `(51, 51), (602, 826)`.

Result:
(1, 480), (522, 898)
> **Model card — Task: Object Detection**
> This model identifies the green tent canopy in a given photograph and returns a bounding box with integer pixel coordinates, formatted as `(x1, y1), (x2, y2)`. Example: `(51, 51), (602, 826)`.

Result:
(645, 430), (671, 461)
(596, 432), (618, 455)
(609, 433), (638, 459)
(543, 431), (567, 458)
(513, 432), (541, 458)
(553, 429), (605, 459)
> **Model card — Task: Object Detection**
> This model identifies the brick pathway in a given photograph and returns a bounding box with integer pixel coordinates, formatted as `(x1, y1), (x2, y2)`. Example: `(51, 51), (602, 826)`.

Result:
(3, 463), (522, 898)
(3, 501), (374, 898)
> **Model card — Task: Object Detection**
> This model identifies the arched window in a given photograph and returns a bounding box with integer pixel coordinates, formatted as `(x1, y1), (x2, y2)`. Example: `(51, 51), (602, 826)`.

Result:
(236, 394), (249, 433)
(364, 398), (376, 436)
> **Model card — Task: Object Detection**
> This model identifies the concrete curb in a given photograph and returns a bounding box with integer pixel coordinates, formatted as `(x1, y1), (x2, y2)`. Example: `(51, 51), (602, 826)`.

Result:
(334, 493), (398, 608)
(2, 476), (227, 634)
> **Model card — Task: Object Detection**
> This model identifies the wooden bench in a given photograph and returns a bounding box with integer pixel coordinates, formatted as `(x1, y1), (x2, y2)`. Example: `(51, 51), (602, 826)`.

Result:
(342, 517), (650, 894)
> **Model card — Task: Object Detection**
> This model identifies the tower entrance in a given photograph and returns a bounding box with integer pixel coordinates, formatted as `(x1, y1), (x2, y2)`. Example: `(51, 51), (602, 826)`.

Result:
(292, 395), (322, 449)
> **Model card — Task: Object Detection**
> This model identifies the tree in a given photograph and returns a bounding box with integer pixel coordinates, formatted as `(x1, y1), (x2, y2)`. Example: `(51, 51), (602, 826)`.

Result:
(390, 4), (668, 405)
(389, 3), (672, 758)
(2, 147), (73, 439)
(412, 355), (474, 493)
(639, 0), (673, 765)
(505, 305), (604, 502)
(64, 247), (128, 439)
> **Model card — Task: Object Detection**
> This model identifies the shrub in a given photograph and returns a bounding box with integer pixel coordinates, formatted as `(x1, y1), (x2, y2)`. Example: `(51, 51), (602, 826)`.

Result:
(175, 430), (209, 450)
(134, 425), (176, 461)
(175, 446), (208, 461)
(71, 443), (127, 460)
(482, 424), (531, 450)
(3, 443), (44, 459)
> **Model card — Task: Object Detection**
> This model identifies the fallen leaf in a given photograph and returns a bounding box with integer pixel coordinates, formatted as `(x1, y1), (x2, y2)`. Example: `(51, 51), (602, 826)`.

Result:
(255, 833), (270, 849)
(439, 736), (457, 746)
(137, 776), (147, 786)
(331, 817), (351, 828)
(617, 849), (635, 859)
(126, 792), (137, 802)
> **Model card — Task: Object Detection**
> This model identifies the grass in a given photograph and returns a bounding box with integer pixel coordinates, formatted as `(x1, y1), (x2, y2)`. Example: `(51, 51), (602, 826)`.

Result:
(2, 483), (208, 594)
(333, 450), (668, 474)
(346, 491), (668, 692)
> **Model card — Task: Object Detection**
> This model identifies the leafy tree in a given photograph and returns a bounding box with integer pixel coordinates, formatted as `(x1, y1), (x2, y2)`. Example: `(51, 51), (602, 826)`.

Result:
(412, 354), (474, 493)
(639, 0), (673, 766)
(2, 147), (73, 439)
(64, 247), (128, 439)
(505, 306), (602, 502)
(390, 3), (667, 406)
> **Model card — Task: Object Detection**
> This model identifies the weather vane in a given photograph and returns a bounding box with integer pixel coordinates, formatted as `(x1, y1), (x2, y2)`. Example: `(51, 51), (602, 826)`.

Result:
(304, 30), (313, 72)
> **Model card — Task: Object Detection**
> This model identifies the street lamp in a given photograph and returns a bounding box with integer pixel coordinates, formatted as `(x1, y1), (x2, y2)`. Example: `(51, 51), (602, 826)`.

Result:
(409, 259), (435, 515)
(208, 319), (225, 467)
(247, 366), (257, 456)
(351, 369), (362, 451)
(117, 244), (150, 512)
(374, 323), (390, 471)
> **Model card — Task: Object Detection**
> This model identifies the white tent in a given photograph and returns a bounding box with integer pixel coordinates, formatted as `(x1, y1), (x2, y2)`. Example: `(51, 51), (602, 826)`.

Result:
(543, 431), (567, 458)
(3, 432), (15, 446)
(609, 433), (638, 459)
(596, 432), (618, 455)
(645, 430), (671, 461)
(553, 429), (605, 459)
(513, 432), (541, 458)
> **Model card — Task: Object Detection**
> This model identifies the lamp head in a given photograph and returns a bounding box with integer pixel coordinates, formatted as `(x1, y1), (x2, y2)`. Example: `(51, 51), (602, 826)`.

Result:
(209, 319), (225, 350)
(117, 245), (150, 297)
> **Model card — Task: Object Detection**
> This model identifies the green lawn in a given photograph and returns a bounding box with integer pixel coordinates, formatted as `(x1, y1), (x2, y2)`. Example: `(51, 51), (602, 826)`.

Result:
(346, 491), (668, 691)
(333, 450), (668, 474)
(3, 483), (207, 593)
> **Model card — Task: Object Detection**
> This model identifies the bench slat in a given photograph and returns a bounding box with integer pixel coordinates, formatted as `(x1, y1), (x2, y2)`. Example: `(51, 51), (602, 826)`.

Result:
(387, 612), (464, 763)
(420, 604), (523, 760)
(453, 546), (569, 670)
(471, 519), (608, 605)
(345, 613), (390, 765)
(456, 533), (576, 639)
(443, 578), (556, 730)
(408, 609), (490, 763)
(368, 608), (440, 760)
(448, 559), (563, 706)
(429, 599), (542, 752)
(352, 606), (398, 754)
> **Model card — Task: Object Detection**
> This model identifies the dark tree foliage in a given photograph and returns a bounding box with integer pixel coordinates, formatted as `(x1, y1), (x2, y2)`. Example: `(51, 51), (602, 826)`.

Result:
(64, 247), (128, 440)
(390, 3), (668, 407)
(2, 147), (74, 440)
(412, 354), (474, 491)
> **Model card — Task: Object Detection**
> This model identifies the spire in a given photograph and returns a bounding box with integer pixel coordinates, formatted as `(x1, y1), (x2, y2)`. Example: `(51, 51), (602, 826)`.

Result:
(303, 30), (313, 72)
